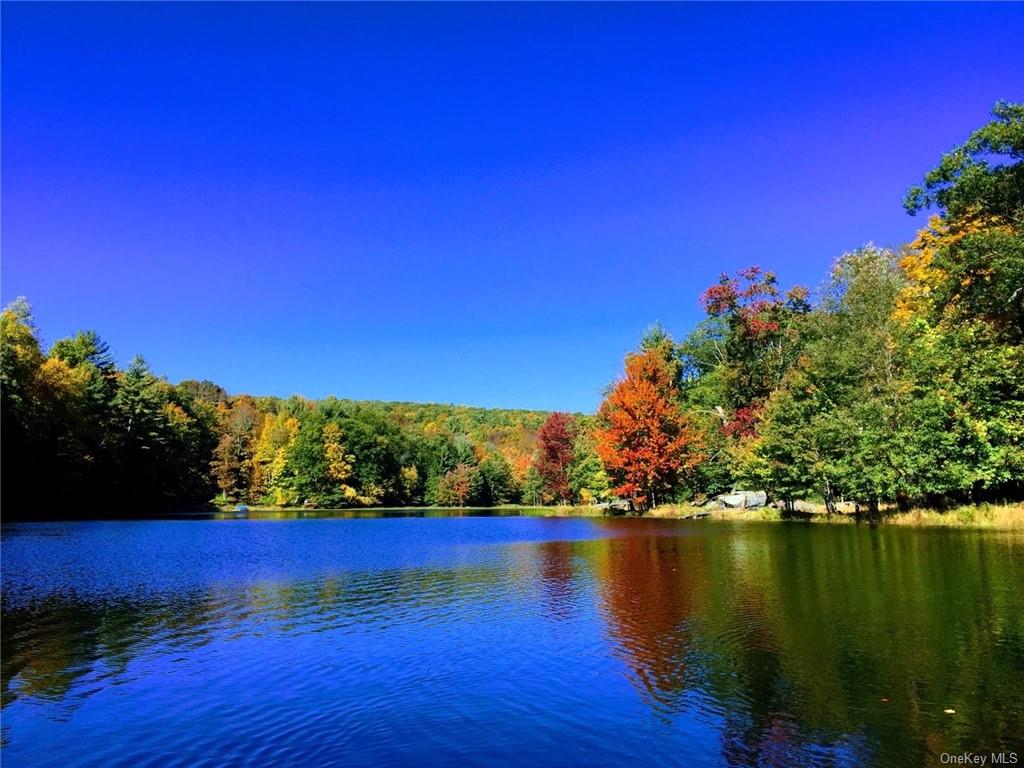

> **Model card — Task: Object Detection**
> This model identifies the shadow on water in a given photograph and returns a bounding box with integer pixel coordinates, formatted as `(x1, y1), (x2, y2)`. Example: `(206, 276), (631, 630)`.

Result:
(2, 518), (1023, 766)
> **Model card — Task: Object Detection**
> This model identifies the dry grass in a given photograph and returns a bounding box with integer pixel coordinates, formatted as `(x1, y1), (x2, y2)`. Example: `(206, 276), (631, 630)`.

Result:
(647, 502), (1024, 529)
(643, 499), (1019, 528)
(881, 503), (1024, 529)
(647, 504), (783, 522)
(526, 505), (606, 517)
(221, 501), (1024, 529)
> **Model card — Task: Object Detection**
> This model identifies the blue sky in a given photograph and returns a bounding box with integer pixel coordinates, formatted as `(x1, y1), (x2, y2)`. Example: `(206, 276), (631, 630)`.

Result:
(3, 3), (1022, 411)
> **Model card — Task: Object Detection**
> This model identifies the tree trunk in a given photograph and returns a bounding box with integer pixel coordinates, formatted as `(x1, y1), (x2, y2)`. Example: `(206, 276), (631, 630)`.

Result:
(822, 483), (837, 516)
(867, 497), (880, 521)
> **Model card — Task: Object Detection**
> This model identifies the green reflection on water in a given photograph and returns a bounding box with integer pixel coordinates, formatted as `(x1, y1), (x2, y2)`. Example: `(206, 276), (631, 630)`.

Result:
(3, 521), (1022, 765)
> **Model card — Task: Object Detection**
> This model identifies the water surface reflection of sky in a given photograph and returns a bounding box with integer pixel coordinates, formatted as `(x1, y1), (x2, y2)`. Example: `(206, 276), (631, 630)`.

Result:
(3, 518), (1022, 767)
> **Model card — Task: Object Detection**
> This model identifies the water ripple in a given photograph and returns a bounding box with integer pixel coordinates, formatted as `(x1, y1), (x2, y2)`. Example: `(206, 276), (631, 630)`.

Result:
(3, 518), (1023, 766)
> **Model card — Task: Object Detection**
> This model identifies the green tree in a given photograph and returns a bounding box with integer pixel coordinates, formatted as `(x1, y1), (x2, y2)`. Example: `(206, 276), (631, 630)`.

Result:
(905, 100), (1024, 223)
(472, 453), (518, 506)
(900, 100), (1024, 501)
(522, 466), (545, 507)
(50, 330), (115, 372)
(751, 247), (985, 514)
(2, 299), (51, 508)
(109, 356), (217, 507)
(567, 430), (609, 504)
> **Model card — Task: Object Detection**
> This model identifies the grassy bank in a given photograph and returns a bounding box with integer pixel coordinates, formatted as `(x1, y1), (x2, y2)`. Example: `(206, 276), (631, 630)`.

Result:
(217, 501), (1024, 528)
(648, 502), (1024, 529)
(214, 504), (608, 519)
(880, 503), (1024, 528)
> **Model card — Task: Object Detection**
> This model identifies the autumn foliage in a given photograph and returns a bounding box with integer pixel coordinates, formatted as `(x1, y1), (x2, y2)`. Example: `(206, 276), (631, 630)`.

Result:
(436, 463), (474, 506)
(595, 348), (703, 509)
(533, 412), (576, 503)
(2, 104), (1019, 515)
(700, 265), (785, 338)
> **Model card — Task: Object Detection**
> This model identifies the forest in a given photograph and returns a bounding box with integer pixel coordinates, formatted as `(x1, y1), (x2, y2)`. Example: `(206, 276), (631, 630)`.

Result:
(2, 102), (1021, 517)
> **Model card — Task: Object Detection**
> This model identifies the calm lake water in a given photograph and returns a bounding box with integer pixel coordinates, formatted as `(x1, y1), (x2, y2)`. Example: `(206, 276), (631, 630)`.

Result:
(2, 517), (1023, 767)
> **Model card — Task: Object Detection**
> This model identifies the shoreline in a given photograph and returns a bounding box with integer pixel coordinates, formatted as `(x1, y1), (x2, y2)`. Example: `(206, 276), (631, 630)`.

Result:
(214, 502), (1024, 529)
(6, 503), (1021, 527)
(647, 502), (1024, 529)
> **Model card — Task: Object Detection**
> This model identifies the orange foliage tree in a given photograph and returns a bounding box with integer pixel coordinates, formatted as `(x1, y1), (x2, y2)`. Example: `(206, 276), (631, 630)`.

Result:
(436, 463), (474, 506)
(595, 348), (703, 509)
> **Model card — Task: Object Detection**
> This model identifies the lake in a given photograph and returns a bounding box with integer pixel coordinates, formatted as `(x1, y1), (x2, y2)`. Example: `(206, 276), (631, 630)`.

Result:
(2, 517), (1023, 767)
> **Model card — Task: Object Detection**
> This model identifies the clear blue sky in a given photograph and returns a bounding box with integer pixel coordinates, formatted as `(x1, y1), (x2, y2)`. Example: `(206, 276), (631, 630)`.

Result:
(3, 3), (1022, 411)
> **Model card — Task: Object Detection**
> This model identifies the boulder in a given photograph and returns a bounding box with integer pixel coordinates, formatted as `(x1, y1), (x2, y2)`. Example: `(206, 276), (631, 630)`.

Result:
(715, 490), (767, 509)
(772, 499), (817, 513)
(595, 499), (631, 512)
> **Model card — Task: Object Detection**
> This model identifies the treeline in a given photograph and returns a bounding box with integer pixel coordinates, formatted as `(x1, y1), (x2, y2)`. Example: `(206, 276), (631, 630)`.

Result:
(593, 102), (1023, 514)
(197, 392), (607, 508)
(0, 324), (609, 510)
(1, 328), (219, 511)
(2, 102), (1021, 516)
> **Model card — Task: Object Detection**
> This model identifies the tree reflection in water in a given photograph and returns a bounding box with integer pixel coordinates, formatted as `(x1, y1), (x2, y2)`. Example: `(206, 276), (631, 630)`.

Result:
(3, 520), (1022, 767)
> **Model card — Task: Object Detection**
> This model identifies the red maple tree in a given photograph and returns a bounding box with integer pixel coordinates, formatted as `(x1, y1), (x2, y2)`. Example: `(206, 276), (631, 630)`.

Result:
(533, 412), (576, 504)
(595, 348), (703, 509)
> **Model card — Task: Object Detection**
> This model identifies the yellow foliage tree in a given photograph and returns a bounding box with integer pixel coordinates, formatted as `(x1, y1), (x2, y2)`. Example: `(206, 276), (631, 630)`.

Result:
(323, 422), (358, 501)
(895, 213), (1011, 322)
(253, 412), (299, 502)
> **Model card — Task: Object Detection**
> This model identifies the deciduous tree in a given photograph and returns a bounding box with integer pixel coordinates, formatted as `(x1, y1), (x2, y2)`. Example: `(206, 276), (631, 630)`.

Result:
(436, 463), (474, 506)
(533, 413), (576, 504)
(595, 348), (703, 509)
